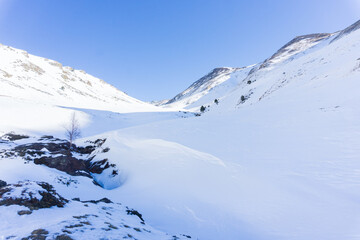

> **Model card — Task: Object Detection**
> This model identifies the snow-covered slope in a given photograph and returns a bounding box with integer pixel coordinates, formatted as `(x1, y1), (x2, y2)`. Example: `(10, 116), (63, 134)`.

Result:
(109, 21), (360, 239)
(160, 32), (334, 111)
(209, 24), (360, 113)
(159, 67), (243, 110)
(0, 43), (161, 113)
(0, 135), (192, 240)
(331, 19), (360, 42)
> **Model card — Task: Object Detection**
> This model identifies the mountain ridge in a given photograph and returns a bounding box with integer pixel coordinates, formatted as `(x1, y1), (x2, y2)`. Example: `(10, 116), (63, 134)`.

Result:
(158, 20), (359, 110)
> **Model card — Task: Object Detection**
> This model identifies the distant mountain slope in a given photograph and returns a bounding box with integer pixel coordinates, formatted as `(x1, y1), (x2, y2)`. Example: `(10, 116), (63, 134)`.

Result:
(0, 44), (161, 113)
(159, 67), (242, 109)
(160, 31), (337, 111)
(258, 33), (332, 69)
(211, 20), (360, 113)
(331, 19), (360, 42)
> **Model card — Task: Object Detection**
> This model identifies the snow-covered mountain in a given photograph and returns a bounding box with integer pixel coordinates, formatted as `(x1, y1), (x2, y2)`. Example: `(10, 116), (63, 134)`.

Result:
(158, 67), (241, 109)
(158, 31), (339, 111)
(1, 19), (360, 240)
(0, 43), (161, 113)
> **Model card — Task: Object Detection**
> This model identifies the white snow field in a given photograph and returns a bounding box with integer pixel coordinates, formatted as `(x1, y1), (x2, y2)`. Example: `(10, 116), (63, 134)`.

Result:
(1, 20), (360, 240)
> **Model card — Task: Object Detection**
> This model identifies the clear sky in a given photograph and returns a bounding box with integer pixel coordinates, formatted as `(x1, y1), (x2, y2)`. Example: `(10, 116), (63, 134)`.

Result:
(0, 0), (359, 101)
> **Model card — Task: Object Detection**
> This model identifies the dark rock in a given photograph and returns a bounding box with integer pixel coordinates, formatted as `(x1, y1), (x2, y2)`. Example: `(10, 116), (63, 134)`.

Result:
(31, 229), (49, 235)
(65, 224), (83, 229)
(55, 234), (74, 240)
(181, 234), (192, 238)
(93, 138), (107, 146)
(34, 156), (89, 177)
(72, 215), (90, 220)
(1, 133), (29, 141)
(38, 135), (54, 140)
(86, 158), (111, 174)
(18, 210), (32, 215)
(76, 145), (96, 155)
(98, 198), (112, 204)
(102, 147), (110, 153)
(0, 180), (7, 188)
(82, 197), (113, 204)
(108, 224), (118, 229)
(22, 229), (49, 240)
(126, 209), (145, 223)
(0, 181), (68, 210)
(15, 142), (69, 156)
(80, 221), (91, 225)
(73, 138), (107, 155)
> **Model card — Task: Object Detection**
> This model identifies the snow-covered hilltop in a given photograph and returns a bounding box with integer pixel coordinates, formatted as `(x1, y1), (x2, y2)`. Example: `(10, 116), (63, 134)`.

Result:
(1, 19), (360, 240)
(0, 44), (160, 113)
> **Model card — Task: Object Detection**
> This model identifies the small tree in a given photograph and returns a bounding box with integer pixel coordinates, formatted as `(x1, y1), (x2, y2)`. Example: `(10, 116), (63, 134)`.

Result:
(214, 99), (219, 105)
(200, 105), (206, 113)
(65, 112), (81, 153)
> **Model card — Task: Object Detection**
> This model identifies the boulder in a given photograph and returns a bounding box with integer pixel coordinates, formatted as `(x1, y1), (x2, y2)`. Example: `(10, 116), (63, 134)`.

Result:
(0, 180), (7, 188)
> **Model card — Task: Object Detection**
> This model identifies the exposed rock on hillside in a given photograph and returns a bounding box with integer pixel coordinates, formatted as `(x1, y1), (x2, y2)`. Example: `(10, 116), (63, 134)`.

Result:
(0, 180), (68, 210)
(0, 134), (117, 186)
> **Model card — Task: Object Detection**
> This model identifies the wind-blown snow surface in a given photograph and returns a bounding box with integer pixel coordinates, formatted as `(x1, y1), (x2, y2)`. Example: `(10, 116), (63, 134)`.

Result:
(1, 20), (360, 240)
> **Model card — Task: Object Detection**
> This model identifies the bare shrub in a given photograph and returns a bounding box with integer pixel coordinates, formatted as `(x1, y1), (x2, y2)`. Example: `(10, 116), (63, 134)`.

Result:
(64, 112), (81, 153)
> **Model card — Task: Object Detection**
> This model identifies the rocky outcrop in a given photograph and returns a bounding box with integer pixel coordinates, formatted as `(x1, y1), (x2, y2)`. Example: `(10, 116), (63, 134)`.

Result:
(86, 158), (116, 174)
(0, 181), (68, 210)
(0, 134), (118, 187)
(22, 229), (49, 240)
(0, 180), (192, 240)
(34, 156), (89, 177)
(0, 180), (7, 188)
(1, 133), (29, 141)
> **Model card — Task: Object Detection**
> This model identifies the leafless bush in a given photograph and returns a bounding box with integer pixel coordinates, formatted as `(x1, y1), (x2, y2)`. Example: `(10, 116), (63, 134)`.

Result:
(65, 112), (81, 153)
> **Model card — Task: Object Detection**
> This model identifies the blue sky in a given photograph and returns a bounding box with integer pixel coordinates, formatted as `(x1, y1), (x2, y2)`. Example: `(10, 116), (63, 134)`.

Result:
(0, 0), (359, 101)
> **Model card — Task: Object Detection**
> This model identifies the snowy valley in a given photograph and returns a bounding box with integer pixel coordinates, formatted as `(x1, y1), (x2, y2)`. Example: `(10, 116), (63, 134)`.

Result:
(1, 19), (360, 240)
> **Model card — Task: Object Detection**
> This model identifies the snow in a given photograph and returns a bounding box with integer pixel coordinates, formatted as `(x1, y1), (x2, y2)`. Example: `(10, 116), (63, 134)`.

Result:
(0, 194), (190, 240)
(0, 44), (167, 113)
(1, 20), (360, 240)
(2, 181), (43, 200)
(161, 67), (243, 110)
